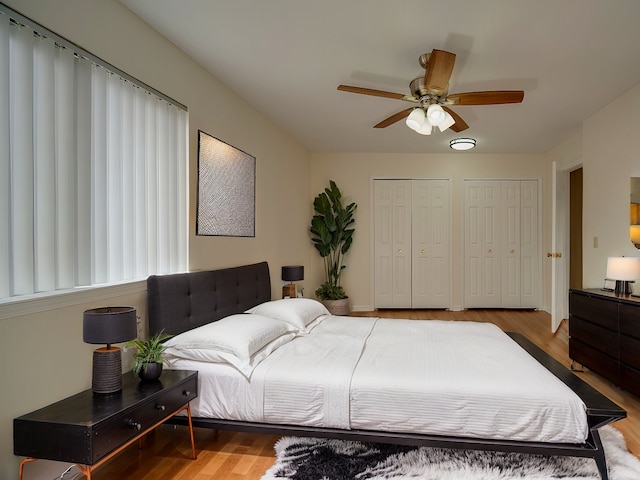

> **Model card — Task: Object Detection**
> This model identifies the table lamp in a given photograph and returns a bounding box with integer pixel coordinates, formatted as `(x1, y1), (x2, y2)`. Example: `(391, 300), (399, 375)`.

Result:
(281, 265), (304, 298)
(606, 257), (640, 295)
(83, 307), (137, 394)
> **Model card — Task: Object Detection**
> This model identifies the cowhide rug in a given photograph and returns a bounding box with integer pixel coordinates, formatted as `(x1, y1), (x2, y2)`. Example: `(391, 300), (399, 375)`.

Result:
(262, 426), (640, 480)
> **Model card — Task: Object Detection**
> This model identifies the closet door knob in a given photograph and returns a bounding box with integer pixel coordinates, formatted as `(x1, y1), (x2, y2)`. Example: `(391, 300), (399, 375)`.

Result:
(397, 249), (403, 254)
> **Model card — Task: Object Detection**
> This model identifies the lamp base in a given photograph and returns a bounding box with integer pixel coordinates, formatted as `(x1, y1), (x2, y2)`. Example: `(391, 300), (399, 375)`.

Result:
(614, 280), (634, 295)
(92, 346), (123, 394)
(282, 283), (296, 299)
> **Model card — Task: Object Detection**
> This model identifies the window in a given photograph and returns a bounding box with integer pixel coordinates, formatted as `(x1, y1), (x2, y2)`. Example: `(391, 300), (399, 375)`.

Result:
(0, 6), (188, 302)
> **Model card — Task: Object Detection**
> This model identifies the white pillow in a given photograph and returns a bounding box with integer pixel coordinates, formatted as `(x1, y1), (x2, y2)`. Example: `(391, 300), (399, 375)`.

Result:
(245, 298), (330, 332)
(162, 314), (297, 377)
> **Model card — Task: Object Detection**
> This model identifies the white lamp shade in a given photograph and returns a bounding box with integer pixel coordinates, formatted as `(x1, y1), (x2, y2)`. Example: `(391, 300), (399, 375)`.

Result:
(416, 121), (433, 135)
(437, 111), (456, 132)
(606, 257), (640, 280)
(426, 104), (446, 125)
(406, 108), (425, 131)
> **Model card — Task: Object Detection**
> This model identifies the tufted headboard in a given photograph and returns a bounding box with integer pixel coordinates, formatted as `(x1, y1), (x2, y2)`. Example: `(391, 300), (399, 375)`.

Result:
(147, 261), (271, 336)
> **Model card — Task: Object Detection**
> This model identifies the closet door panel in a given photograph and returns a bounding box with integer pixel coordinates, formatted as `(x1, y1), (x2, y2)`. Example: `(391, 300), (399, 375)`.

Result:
(501, 181), (521, 308)
(519, 180), (539, 307)
(374, 180), (411, 308)
(465, 182), (501, 308)
(412, 180), (450, 308)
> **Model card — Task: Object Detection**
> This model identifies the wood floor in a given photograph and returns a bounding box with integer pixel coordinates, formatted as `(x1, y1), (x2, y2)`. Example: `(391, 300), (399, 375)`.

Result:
(91, 309), (640, 480)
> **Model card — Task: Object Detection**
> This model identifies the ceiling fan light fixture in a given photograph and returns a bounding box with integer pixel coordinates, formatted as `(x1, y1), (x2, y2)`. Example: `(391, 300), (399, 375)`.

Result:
(406, 108), (425, 131)
(416, 121), (433, 135)
(426, 104), (446, 126)
(450, 137), (476, 150)
(438, 111), (456, 132)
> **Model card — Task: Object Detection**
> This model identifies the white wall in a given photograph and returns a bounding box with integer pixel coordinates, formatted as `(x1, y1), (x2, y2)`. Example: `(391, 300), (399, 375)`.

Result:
(309, 152), (552, 311)
(582, 82), (640, 287)
(0, 1), (312, 478)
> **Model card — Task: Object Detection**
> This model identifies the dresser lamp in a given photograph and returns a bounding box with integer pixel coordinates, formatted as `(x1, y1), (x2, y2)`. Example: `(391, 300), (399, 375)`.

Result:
(281, 265), (304, 298)
(606, 257), (640, 295)
(83, 307), (137, 394)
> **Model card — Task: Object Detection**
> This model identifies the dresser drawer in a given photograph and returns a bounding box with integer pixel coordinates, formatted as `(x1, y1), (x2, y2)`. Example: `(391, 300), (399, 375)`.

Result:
(569, 338), (619, 382)
(620, 364), (640, 398)
(569, 292), (618, 330)
(620, 335), (640, 371)
(569, 316), (618, 357)
(619, 303), (640, 340)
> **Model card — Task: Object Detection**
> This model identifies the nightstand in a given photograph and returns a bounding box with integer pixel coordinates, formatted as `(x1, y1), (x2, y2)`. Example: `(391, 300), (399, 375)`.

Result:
(14, 370), (198, 480)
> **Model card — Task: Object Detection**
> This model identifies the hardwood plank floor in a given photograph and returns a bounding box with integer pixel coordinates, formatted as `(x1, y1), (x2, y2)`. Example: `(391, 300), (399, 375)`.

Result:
(92, 309), (640, 479)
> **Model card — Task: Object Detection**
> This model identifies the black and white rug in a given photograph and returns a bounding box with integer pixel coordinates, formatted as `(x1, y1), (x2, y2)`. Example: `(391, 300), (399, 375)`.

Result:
(262, 427), (640, 480)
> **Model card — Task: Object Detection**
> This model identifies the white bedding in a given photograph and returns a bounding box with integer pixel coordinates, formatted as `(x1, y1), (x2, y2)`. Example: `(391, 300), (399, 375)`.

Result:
(166, 316), (588, 444)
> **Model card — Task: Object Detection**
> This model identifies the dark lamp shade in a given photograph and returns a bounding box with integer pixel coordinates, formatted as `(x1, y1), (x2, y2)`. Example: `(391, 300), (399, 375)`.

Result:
(83, 307), (137, 345)
(282, 265), (304, 282)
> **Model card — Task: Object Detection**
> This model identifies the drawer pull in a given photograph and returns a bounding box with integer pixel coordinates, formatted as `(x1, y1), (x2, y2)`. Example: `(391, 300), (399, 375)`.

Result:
(183, 390), (191, 397)
(125, 419), (141, 430)
(156, 403), (166, 411)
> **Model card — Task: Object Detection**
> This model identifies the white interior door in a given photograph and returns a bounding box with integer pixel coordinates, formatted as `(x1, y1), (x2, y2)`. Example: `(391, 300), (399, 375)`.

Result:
(519, 180), (540, 308)
(374, 180), (411, 308)
(465, 181), (501, 308)
(412, 180), (450, 308)
(465, 179), (539, 309)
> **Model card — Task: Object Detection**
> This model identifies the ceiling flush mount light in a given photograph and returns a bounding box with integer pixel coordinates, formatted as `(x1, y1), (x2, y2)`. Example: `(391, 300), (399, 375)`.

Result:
(450, 138), (476, 150)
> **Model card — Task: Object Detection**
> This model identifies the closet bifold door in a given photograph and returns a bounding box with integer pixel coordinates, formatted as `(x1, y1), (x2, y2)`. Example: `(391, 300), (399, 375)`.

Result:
(374, 179), (451, 309)
(464, 179), (539, 309)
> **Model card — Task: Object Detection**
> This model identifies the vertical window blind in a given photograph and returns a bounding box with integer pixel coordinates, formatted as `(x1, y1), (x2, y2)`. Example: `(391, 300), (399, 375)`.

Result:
(0, 6), (188, 301)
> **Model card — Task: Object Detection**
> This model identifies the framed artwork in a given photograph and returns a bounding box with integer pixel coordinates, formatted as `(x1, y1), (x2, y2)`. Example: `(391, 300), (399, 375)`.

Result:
(196, 130), (256, 237)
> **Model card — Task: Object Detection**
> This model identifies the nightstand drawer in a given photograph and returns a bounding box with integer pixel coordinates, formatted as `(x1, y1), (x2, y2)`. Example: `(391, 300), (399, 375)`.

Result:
(92, 374), (197, 463)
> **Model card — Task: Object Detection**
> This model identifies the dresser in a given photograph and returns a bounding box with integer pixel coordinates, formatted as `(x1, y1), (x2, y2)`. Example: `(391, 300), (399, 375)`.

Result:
(14, 370), (197, 479)
(569, 289), (640, 397)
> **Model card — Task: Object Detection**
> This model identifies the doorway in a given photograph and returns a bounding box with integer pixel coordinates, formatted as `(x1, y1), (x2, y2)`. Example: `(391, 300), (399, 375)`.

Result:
(569, 168), (583, 289)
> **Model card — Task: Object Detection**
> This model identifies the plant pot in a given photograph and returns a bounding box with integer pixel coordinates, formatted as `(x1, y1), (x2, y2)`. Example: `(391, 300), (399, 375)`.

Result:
(138, 362), (163, 381)
(322, 298), (350, 316)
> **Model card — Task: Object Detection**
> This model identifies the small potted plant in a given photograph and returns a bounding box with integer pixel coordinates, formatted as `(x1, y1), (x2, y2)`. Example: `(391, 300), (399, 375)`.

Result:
(128, 331), (172, 381)
(310, 180), (357, 315)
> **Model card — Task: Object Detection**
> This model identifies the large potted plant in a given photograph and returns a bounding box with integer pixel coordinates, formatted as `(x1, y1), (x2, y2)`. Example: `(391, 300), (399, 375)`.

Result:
(310, 180), (357, 315)
(127, 331), (172, 381)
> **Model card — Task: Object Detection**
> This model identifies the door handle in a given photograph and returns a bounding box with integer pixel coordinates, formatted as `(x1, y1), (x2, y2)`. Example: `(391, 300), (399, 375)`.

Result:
(547, 252), (562, 258)
(397, 249), (403, 254)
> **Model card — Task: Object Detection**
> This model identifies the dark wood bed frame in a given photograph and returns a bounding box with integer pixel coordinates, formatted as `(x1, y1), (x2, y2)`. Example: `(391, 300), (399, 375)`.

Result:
(147, 261), (626, 480)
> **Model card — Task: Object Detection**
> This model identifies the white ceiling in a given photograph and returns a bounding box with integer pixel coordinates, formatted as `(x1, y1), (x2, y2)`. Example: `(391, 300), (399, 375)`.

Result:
(121, 0), (640, 154)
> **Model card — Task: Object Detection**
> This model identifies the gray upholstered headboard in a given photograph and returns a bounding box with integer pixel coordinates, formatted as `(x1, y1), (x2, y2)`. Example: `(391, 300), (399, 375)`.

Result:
(147, 261), (271, 336)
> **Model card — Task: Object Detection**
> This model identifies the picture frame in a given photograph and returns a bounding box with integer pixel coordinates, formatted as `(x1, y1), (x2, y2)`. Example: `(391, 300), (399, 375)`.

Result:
(196, 131), (256, 237)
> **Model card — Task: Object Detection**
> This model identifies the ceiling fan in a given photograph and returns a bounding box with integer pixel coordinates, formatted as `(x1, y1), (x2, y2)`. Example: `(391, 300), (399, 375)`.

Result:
(337, 49), (524, 135)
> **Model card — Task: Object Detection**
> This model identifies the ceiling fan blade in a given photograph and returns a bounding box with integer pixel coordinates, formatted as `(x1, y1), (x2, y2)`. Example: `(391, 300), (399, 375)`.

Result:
(442, 106), (469, 132)
(446, 90), (524, 105)
(337, 85), (409, 101)
(423, 49), (456, 96)
(374, 108), (414, 128)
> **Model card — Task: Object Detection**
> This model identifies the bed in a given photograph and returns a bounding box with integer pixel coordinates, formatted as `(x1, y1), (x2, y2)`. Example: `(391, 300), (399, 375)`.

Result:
(147, 261), (626, 480)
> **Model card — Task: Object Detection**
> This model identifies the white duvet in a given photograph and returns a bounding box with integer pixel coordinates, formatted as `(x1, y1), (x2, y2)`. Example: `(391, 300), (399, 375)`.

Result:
(168, 316), (588, 444)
